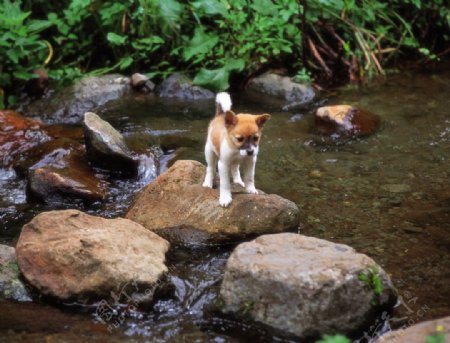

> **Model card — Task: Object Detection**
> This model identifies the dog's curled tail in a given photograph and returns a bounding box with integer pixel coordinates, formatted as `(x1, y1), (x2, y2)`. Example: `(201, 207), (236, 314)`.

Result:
(215, 92), (232, 116)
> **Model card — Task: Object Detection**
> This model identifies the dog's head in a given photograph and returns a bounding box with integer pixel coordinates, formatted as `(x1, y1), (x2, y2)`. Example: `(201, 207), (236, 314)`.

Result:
(224, 111), (271, 156)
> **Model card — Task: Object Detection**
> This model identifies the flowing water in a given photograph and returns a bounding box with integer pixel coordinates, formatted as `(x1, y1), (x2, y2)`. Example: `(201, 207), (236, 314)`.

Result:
(0, 64), (449, 342)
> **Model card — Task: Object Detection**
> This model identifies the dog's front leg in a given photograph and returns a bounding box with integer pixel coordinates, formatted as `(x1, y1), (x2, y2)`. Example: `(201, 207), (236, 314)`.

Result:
(218, 160), (232, 207)
(231, 162), (245, 187)
(242, 156), (258, 194)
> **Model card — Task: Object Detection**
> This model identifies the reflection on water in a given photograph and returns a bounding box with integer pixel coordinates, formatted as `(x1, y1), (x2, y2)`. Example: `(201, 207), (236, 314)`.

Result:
(0, 64), (449, 342)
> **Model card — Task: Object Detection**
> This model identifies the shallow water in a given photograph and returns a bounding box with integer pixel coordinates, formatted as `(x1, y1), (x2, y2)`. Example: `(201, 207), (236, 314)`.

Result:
(1, 64), (449, 342)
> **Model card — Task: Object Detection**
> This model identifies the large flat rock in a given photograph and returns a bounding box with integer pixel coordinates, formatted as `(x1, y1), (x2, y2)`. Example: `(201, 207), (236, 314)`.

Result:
(220, 233), (397, 340)
(126, 160), (300, 245)
(16, 210), (170, 304)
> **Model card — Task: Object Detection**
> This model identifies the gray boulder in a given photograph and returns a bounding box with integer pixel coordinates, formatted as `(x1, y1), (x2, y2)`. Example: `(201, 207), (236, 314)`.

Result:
(16, 210), (170, 305)
(220, 233), (397, 339)
(126, 160), (300, 245)
(20, 74), (131, 124)
(83, 112), (139, 176)
(247, 72), (315, 110)
(156, 73), (214, 100)
(0, 244), (31, 301)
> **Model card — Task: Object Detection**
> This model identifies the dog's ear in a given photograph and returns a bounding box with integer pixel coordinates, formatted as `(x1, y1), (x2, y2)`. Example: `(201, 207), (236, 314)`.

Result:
(224, 111), (237, 128)
(256, 114), (271, 128)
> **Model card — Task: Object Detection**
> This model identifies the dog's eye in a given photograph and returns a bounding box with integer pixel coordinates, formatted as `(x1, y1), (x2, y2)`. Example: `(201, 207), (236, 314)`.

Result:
(253, 135), (259, 142)
(235, 136), (244, 143)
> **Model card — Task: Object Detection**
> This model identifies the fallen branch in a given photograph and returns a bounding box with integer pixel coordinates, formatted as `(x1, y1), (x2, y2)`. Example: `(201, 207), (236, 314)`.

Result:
(307, 37), (332, 76)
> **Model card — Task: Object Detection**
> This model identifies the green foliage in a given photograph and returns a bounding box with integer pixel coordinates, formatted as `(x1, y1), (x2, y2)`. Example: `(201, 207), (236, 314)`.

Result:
(0, 0), (448, 108)
(425, 332), (446, 343)
(316, 334), (350, 343)
(358, 266), (383, 305)
(0, 0), (52, 107)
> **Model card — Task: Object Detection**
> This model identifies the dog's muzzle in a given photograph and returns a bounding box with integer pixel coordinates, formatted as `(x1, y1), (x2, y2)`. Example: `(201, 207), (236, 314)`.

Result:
(240, 149), (254, 156)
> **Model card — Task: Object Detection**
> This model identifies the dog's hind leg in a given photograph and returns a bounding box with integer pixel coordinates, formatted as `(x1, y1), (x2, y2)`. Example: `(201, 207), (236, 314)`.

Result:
(202, 143), (217, 188)
(231, 163), (245, 187)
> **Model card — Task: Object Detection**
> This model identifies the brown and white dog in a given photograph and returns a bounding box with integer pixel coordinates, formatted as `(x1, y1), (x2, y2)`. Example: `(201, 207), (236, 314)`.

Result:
(202, 92), (270, 207)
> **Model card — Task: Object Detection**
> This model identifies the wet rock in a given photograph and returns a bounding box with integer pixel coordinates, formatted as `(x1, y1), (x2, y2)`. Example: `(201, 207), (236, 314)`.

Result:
(0, 244), (31, 301)
(0, 110), (51, 167)
(25, 139), (106, 203)
(246, 72), (315, 110)
(83, 112), (139, 176)
(126, 160), (300, 245)
(20, 74), (130, 124)
(131, 73), (155, 93)
(24, 68), (49, 97)
(16, 209), (170, 304)
(374, 316), (450, 343)
(156, 73), (214, 100)
(220, 233), (397, 340)
(315, 105), (380, 137)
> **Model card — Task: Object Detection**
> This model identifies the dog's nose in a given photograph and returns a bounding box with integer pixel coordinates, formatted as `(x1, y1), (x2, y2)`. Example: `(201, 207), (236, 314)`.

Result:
(247, 149), (254, 156)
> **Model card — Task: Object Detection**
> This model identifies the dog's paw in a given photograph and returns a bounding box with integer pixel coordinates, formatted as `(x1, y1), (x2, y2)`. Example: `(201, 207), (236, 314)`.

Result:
(219, 193), (232, 207)
(245, 186), (258, 194)
(202, 179), (213, 188)
(233, 179), (245, 187)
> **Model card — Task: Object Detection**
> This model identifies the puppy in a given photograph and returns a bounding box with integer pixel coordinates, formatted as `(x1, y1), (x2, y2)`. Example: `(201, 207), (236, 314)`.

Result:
(202, 92), (270, 207)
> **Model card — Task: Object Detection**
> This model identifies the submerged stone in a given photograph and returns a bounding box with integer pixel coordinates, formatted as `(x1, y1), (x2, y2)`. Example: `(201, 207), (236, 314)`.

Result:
(315, 105), (380, 138)
(220, 233), (397, 340)
(16, 210), (170, 305)
(126, 160), (300, 245)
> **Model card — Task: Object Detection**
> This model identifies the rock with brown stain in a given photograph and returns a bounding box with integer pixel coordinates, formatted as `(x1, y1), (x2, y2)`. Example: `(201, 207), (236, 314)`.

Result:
(23, 139), (106, 203)
(0, 110), (51, 167)
(16, 210), (170, 304)
(220, 233), (397, 340)
(126, 160), (300, 245)
(315, 105), (380, 137)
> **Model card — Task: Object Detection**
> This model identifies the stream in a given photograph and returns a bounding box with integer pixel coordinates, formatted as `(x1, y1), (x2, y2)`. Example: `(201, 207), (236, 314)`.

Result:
(0, 64), (449, 342)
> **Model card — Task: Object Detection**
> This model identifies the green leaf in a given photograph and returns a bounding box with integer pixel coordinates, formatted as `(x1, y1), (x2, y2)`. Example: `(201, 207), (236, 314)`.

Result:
(316, 334), (351, 343)
(250, 0), (278, 16)
(193, 67), (230, 92)
(225, 58), (245, 72)
(191, 0), (229, 17)
(107, 32), (127, 46)
(13, 71), (36, 80)
(183, 27), (219, 61)
(27, 20), (53, 33)
(118, 56), (133, 70)
(6, 48), (20, 64)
